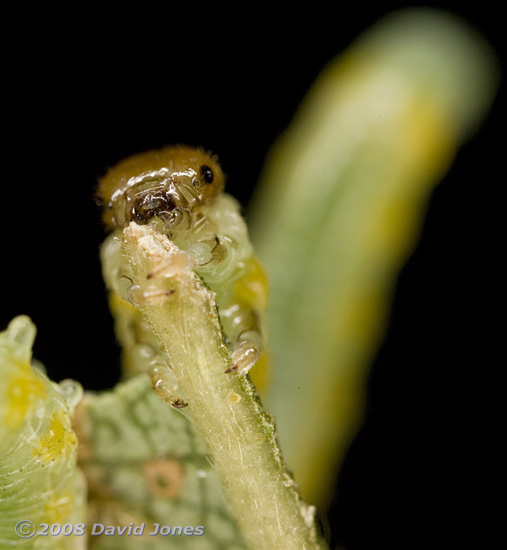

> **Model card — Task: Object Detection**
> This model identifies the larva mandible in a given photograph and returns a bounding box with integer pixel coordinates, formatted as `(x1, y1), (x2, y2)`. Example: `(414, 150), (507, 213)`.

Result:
(96, 145), (268, 406)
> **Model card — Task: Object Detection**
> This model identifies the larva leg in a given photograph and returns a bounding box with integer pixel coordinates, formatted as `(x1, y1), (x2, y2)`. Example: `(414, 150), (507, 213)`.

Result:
(116, 300), (188, 407)
(102, 232), (187, 405)
(132, 340), (188, 408)
(113, 308), (188, 407)
(189, 236), (229, 267)
(115, 260), (175, 308)
(126, 283), (174, 306)
(182, 211), (241, 282)
(102, 233), (175, 307)
(144, 235), (231, 280)
(148, 356), (188, 409)
(226, 334), (262, 375)
(220, 301), (264, 375)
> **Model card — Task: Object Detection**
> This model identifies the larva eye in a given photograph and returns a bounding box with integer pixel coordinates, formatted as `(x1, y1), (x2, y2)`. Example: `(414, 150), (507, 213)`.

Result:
(200, 165), (214, 184)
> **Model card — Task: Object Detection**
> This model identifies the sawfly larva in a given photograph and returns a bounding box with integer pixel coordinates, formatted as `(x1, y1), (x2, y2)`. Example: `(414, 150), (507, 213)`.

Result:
(97, 145), (268, 405)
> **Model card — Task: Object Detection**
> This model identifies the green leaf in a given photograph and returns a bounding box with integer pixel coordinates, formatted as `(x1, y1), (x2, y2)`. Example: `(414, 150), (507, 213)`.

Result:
(74, 374), (247, 550)
(249, 8), (499, 508)
(0, 316), (86, 549)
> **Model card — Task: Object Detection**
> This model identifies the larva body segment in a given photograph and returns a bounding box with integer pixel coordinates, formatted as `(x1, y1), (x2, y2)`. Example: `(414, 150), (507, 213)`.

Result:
(97, 146), (268, 400)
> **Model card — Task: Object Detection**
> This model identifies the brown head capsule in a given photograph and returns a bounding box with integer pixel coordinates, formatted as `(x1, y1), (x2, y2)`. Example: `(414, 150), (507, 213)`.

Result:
(96, 145), (225, 231)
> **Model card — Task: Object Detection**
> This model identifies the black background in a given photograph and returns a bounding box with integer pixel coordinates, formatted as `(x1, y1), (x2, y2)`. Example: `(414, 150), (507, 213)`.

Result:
(2, 4), (503, 549)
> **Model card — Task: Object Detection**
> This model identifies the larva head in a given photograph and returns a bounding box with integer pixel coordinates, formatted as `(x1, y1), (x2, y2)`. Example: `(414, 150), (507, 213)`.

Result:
(97, 145), (225, 231)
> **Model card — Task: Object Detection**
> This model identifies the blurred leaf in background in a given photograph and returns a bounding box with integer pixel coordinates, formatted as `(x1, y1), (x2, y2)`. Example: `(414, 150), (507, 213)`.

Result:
(249, 8), (499, 510)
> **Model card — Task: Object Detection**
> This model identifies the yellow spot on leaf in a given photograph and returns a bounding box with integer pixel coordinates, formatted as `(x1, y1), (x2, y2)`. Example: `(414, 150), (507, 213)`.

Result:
(4, 359), (46, 430)
(33, 409), (77, 463)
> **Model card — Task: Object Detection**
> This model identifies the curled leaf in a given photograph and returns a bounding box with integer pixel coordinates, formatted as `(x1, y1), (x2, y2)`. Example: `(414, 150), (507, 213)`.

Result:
(0, 316), (86, 549)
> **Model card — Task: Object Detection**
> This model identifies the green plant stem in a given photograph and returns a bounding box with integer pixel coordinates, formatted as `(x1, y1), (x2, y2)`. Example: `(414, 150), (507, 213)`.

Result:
(122, 222), (327, 550)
